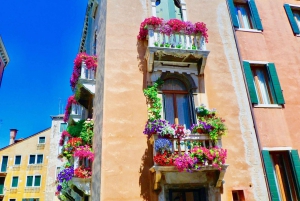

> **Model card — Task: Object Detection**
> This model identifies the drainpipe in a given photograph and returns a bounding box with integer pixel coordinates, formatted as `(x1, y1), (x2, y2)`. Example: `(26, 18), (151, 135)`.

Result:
(224, 0), (271, 200)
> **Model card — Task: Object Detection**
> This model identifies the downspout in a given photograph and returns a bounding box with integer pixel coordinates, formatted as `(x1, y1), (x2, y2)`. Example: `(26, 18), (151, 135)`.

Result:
(224, 0), (271, 200)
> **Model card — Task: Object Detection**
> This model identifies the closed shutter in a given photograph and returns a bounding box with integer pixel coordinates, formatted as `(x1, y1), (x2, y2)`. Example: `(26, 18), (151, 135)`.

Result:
(248, 0), (263, 30)
(290, 150), (300, 199)
(284, 4), (300, 35)
(267, 63), (285, 104)
(12, 176), (18, 187)
(26, 176), (33, 186)
(34, 175), (41, 186)
(0, 177), (4, 194)
(243, 61), (258, 104)
(156, 0), (170, 19)
(262, 150), (280, 201)
(227, 0), (239, 28)
(1, 156), (8, 172)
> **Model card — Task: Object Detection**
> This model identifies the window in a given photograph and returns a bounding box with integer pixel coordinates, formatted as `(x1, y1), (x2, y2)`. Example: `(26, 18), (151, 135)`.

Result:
(228, 0), (263, 30)
(26, 175), (41, 187)
(60, 123), (67, 132)
(9, 199), (16, 201)
(156, 0), (182, 20)
(232, 190), (245, 201)
(284, 4), (300, 35)
(38, 137), (45, 144)
(11, 176), (18, 187)
(22, 199), (40, 201)
(1, 156), (8, 172)
(262, 150), (300, 201)
(169, 188), (206, 201)
(243, 61), (285, 105)
(14, 155), (21, 165)
(161, 78), (194, 128)
(29, 154), (43, 164)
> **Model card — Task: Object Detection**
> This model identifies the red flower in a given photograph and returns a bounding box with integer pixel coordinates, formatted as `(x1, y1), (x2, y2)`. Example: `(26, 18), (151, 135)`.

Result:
(167, 19), (186, 33)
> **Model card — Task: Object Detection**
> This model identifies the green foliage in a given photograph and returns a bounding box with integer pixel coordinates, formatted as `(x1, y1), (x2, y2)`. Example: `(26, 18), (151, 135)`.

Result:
(75, 83), (83, 101)
(67, 120), (85, 137)
(80, 119), (94, 145)
(143, 79), (163, 121)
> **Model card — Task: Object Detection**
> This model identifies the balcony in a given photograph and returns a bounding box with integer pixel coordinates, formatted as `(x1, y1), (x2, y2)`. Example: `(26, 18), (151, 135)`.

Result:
(145, 27), (210, 75)
(78, 62), (96, 94)
(149, 134), (228, 190)
(69, 103), (87, 123)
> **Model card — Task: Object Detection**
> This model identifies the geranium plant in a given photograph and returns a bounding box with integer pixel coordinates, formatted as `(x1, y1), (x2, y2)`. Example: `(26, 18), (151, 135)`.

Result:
(73, 145), (94, 162)
(79, 119), (94, 145)
(59, 131), (71, 146)
(174, 153), (197, 172)
(153, 151), (174, 166)
(137, 16), (163, 40)
(74, 166), (92, 178)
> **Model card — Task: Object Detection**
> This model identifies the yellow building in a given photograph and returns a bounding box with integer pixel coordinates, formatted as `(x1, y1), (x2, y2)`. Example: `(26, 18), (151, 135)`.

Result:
(0, 128), (51, 201)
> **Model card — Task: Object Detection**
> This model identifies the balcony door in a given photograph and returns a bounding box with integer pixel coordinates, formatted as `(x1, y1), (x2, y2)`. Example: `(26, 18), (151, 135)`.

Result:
(169, 188), (206, 201)
(156, 0), (182, 20)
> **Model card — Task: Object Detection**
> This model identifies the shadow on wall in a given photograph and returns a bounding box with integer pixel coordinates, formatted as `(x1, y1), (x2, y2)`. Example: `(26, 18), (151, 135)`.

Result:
(139, 141), (155, 201)
(136, 40), (148, 90)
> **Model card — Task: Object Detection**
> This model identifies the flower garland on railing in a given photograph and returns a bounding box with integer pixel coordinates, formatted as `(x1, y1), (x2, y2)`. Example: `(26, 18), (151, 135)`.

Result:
(137, 17), (208, 43)
(70, 53), (98, 90)
(59, 131), (71, 146)
(73, 145), (95, 161)
(63, 95), (77, 122)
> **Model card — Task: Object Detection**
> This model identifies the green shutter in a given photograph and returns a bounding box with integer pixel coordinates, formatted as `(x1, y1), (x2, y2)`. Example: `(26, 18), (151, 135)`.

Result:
(1, 156), (8, 172)
(284, 4), (300, 35)
(261, 150), (280, 201)
(243, 61), (258, 104)
(267, 63), (285, 104)
(168, 0), (176, 19)
(248, 0), (263, 30)
(12, 176), (18, 187)
(34, 175), (41, 186)
(26, 176), (33, 186)
(227, 0), (239, 28)
(290, 150), (300, 199)
(156, 0), (170, 19)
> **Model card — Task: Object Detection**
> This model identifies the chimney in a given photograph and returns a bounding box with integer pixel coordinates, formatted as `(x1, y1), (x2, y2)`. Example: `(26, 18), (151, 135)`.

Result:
(9, 129), (18, 145)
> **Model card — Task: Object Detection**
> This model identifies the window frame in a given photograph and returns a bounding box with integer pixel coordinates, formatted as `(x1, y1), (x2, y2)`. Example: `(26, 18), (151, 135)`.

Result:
(14, 155), (21, 166)
(1, 155), (8, 172)
(235, 2), (255, 29)
(284, 4), (300, 35)
(26, 175), (42, 187)
(28, 154), (43, 165)
(38, 136), (45, 144)
(11, 176), (19, 188)
(60, 123), (67, 133)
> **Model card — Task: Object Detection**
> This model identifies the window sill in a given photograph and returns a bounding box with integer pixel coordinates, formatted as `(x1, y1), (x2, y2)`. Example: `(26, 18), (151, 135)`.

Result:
(253, 104), (282, 108)
(235, 28), (262, 33)
(297, 34), (300, 37)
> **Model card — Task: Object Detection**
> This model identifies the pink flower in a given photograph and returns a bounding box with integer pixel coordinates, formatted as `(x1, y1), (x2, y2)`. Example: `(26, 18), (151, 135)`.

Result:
(63, 95), (77, 122)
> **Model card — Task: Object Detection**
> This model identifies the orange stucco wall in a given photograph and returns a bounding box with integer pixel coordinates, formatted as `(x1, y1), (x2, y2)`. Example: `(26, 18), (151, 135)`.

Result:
(92, 0), (269, 200)
(235, 0), (300, 151)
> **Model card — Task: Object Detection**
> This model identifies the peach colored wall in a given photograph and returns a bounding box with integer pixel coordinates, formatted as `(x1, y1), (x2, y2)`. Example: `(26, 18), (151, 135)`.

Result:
(93, 0), (268, 200)
(235, 0), (300, 151)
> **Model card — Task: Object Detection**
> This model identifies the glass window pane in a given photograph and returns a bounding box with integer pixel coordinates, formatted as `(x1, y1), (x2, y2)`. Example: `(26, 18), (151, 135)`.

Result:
(12, 176), (18, 187)
(39, 137), (45, 144)
(256, 69), (271, 104)
(60, 123), (67, 132)
(1, 156), (8, 172)
(34, 176), (41, 186)
(37, 155), (43, 164)
(176, 94), (191, 128)
(164, 94), (175, 124)
(29, 155), (36, 164)
(15, 156), (21, 165)
(26, 176), (33, 186)
(294, 12), (300, 28)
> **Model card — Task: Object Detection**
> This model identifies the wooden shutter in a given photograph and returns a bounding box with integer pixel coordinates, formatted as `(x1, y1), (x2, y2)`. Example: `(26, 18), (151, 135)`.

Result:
(0, 177), (4, 194)
(243, 61), (258, 104)
(290, 150), (300, 199)
(262, 150), (280, 201)
(1, 156), (8, 172)
(227, 0), (239, 28)
(267, 63), (285, 104)
(248, 0), (263, 30)
(27, 176), (33, 186)
(12, 176), (18, 187)
(284, 4), (300, 35)
(156, 0), (170, 19)
(34, 176), (41, 186)
(168, 0), (176, 19)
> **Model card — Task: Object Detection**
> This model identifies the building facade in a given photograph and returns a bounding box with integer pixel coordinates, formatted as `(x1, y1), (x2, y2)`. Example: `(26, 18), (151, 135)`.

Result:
(227, 0), (300, 200)
(0, 36), (9, 88)
(0, 129), (51, 201)
(90, 0), (269, 200)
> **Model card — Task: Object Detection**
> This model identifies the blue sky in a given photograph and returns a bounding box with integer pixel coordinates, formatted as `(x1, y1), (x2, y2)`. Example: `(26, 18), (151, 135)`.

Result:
(0, 1), (87, 148)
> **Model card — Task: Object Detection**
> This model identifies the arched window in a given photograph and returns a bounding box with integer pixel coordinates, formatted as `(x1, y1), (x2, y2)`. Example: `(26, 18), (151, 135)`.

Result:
(156, 0), (182, 20)
(161, 78), (194, 128)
